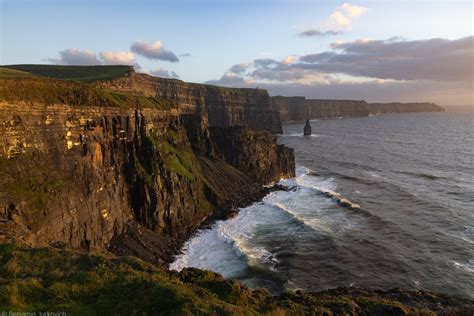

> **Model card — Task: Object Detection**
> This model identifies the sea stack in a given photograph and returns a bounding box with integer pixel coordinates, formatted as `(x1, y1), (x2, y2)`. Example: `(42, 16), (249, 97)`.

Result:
(304, 119), (312, 136)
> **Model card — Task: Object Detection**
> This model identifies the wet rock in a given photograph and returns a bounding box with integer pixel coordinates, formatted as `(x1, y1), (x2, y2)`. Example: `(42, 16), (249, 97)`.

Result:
(303, 119), (312, 136)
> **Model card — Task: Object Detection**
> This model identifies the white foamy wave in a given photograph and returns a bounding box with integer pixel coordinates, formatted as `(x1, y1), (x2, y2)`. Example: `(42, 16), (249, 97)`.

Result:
(453, 260), (474, 273)
(264, 177), (357, 234)
(272, 202), (333, 234)
(284, 166), (361, 209)
(171, 165), (359, 280)
(368, 171), (381, 178)
(170, 202), (283, 277)
(280, 133), (322, 138)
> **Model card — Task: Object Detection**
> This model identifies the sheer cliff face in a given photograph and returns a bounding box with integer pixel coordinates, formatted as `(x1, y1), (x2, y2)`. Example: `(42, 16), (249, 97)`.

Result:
(96, 71), (283, 133)
(0, 101), (294, 263)
(367, 102), (445, 114)
(272, 96), (369, 121)
(272, 96), (444, 121)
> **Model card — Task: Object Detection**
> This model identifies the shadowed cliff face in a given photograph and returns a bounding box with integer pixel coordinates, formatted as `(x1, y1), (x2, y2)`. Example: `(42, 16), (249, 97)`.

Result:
(272, 96), (444, 122)
(96, 70), (283, 133)
(0, 100), (294, 264)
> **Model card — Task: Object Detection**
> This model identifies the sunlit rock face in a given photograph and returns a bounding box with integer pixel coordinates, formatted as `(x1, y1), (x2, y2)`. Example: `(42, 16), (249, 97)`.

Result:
(0, 99), (294, 264)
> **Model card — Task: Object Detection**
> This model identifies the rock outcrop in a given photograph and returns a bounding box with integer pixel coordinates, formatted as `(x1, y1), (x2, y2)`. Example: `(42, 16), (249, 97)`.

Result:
(0, 75), (294, 264)
(272, 96), (444, 122)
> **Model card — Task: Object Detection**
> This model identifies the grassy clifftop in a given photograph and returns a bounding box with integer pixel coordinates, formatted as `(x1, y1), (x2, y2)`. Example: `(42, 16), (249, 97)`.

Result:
(1, 245), (471, 315)
(0, 69), (176, 110)
(2, 65), (132, 83)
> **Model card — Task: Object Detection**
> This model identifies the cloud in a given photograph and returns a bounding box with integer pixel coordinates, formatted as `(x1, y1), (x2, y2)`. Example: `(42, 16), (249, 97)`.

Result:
(297, 36), (474, 82)
(299, 30), (342, 37)
(325, 3), (368, 29)
(338, 3), (368, 19)
(254, 58), (278, 68)
(211, 36), (473, 85)
(281, 55), (298, 65)
(131, 40), (179, 62)
(229, 63), (252, 74)
(99, 51), (135, 65)
(149, 68), (180, 79)
(206, 72), (255, 86)
(48, 48), (101, 65)
(180, 53), (192, 57)
(206, 35), (473, 105)
(299, 3), (368, 37)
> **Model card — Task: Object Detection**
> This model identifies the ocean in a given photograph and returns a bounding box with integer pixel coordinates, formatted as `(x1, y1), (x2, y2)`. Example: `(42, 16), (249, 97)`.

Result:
(170, 107), (474, 299)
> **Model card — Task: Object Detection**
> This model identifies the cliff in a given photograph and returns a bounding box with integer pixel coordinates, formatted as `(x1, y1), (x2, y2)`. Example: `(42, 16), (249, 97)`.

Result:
(271, 96), (444, 122)
(3, 65), (283, 133)
(0, 73), (294, 264)
(95, 68), (283, 133)
(367, 102), (445, 114)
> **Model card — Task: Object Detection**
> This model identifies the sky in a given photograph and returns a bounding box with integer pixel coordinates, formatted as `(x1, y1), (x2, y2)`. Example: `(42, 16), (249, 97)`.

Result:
(1, 0), (473, 105)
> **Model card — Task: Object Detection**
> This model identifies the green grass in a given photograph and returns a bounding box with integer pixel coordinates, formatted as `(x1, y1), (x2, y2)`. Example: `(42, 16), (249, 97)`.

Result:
(0, 76), (177, 110)
(155, 128), (197, 180)
(2, 65), (131, 83)
(0, 244), (451, 315)
(0, 68), (34, 79)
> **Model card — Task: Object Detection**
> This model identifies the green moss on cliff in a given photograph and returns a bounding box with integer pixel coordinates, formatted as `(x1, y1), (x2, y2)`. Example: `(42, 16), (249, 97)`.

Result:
(0, 155), (64, 214)
(0, 245), (468, 315)
(156, 128), (197, 181)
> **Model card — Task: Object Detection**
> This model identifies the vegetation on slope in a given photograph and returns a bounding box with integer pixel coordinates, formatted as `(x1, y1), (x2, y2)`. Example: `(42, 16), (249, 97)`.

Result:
(2, 65), (131, 83)
(0, 72), (176, 110)
(1, 245), (471, 315)
(0, 68), (35, 79)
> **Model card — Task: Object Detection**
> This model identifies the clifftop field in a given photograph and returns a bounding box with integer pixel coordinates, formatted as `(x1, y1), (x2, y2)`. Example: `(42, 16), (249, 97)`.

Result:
(2, 65), (132, 82)
(1, 244), (472, 315)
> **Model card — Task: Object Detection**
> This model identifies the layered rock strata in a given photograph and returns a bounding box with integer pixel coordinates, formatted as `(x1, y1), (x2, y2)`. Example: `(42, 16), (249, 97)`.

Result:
(96, 69), (283, 133)
(0, 100), (294, 264)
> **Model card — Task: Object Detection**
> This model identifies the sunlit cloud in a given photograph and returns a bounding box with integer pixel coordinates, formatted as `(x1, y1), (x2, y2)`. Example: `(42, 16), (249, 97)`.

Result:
(99, 51), (135, 65)
(298, 3), (368, 37)
(131, 40), (179, 63)
(48, 48), (100, 65)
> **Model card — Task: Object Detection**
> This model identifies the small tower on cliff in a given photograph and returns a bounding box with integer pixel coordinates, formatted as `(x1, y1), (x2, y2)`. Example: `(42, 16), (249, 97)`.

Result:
(303, 119), (312, 136)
